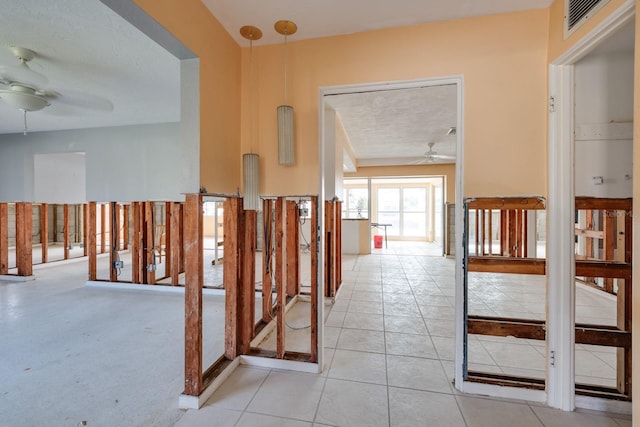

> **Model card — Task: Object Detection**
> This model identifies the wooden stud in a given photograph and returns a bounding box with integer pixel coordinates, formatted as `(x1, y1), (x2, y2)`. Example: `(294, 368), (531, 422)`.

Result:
(63, 204), (70, 260)
(131, 203), (141, 284)
(184, 194), (203, 396)
(15, 203), (33, 276)
(508, 210), (517, 257)
(83, 204), (88, 257)
(53, 204), (58, 243)
(275, 197), (286, 359)
(114, 203), (121, 251)
(100, 204), (106, 254)
(575, 260), (630, 279)
(40, 204), (48, 264)
(310, 196), (318, 363)
(575, 197), (632, 211)
(224, 198), (242, 359)
(618, 209), (632, 395)
(145, 201), (155, 284)
(603, 210), (615, 292)
(262, 198), (274, 323)
(110, 202), (118, 282)
(324, 200), (335, 297)
(500, 210), (507, 256)
(335, 200), (342, 289)
(123, 204), (129, 251)
(487, 209), (493, 255)
(242, 209), (256, 354)
(0, 203), (7, 274)
(170, 202), (181, 286)
(575, 325), (631, 349)
(286, 200), (300, 297)
(179, 204), (185, 274)
(523, 211), (528, 258)
(474, 209), (479, 255)
(165, 202), (172, 278)
(87, 202), (97, 281)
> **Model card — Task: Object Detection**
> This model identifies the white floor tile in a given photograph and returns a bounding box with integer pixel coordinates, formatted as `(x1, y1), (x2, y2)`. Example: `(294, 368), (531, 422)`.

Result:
(236, 412), (313, 427)
(386, 354), (452, 394)
(204, 366), (270, 411)
(328, 349), (387, 385)
(389, 387), (465, 427)
(531, 405), (621, 427)
(456, 396), (543, 427)
(173, 406), (242, 427)
(336, 328), (386, 353)
(315, 379), (389, 427)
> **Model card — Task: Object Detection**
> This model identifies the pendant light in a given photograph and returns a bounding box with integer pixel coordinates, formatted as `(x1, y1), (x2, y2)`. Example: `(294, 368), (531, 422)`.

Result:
(240, 25), (262, 210)
(275, 20), (297, 166)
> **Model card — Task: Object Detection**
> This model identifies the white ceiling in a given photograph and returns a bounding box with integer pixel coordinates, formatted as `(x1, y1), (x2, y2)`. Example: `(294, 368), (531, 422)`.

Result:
(0, 0), (633, 170)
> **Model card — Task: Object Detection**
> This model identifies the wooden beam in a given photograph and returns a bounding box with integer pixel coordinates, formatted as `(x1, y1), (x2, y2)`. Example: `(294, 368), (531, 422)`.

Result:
(114, 203), (121, 251)
(523, 210), (528, 258)
(87, 202), (97, 281)
(15, 203), (33, 276)
(286, 200), (300, 297)
(603, 210), (615, 292)
(508, 210), (517, 257)
(0, 203), (8, 274)
(335, 200), (342, 289)
(110, 202), (118, 282)
(164, 202), (172, 278)
(487, 209), (493, 255)
(467, 197), (546, 210)
(40, 204), (48, 264)
(500, 210), (507, 256)
(310, 196), (318, 363)
(63, 204), (70, 260)
(467, 316), (545, 340)
(83, 204), (88, 257)
(468, 256), (546, 275)
(170, 202), (181, 286)
(224, 198), (242, 359)
(618, 211), (632, 396)
(242, 209), (256, 354)
(575, 325), (631, 348)
(131, 203), (141, 284)
(474, 209), (479, 255)
(179, 204), (185, 274)
(145, 202), (155, 284)
(262, 198), (273, 323)
(275, 197), (286, 359)
(574, 227), (604, 239)
(575, 260), (631, 279)
(123, 204), (129, 251)
(100, 204), (106, 254)
(575, 197), (632, 211)
(184, 194), (203, 396)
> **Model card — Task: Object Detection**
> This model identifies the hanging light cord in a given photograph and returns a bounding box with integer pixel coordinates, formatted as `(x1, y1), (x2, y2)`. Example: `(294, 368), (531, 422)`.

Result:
(23, 110), (28, 136)
(283, 31), (289, 104)
(249, 37), (255, 154)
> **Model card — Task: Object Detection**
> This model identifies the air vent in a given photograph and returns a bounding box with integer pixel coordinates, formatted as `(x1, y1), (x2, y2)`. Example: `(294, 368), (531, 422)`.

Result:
(565, 0), (610, 37)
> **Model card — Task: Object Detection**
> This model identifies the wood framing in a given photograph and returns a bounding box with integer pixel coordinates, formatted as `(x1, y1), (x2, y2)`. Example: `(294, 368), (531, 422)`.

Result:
(286, 200), (300, 297)
(184, 194), (203, 396)
(123, 204), (129, 251)
(262, 198), (274, 323)
(100, 204), (106, 254)
(110, 202), (118, 282)
(275, 197), (286, 359)
(131, 202), (142, 284)
(467, 196), (546, 210)
(145, 201), (155, 284)
(87, 202), (97, 281)
(310, 196), (319, 363)
(170, 202), (181, 286)
(63, 204), (70, 260)
(83, 204), (88, 257)
(223, 197), (243, 359)
(468, 316), (545, 340)
(40, 204), (48, 264)
(15, 203), (33, 276)
(242, 209), (256, 354)
(468, 256), (546, 275)
(0, 203), (7, 274)
(164, 202), (172, 278)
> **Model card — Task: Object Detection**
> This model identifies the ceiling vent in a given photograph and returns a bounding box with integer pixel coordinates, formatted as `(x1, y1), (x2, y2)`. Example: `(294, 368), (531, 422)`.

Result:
(565, 0), (610, 38)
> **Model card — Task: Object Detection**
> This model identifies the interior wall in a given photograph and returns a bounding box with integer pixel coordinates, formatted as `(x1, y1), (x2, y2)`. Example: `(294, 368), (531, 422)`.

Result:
(34, 152), (86, 203)
(0, 123), (181, 202)
(574, 51), (633, 198)
(134, 0), (241, 194)
(334, 113), (348, 199)
(242, 9), (548, 198)
(346, 164), (456, 203)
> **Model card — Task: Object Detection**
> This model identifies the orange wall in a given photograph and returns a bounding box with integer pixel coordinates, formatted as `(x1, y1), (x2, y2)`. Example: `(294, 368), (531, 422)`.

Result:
(244, 9), (549, 198)
(133, 0), (241, 194)
(346, 164), (456, 203)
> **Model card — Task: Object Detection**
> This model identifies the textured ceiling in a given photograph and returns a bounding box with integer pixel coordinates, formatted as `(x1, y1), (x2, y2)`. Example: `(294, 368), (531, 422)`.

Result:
(0, 0), (180, 135)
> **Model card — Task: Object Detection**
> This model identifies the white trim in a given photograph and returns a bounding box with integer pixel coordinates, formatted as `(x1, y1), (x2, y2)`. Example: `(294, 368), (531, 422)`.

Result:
(178, 357), (241, 409)
(239, 355), (321, 374)
(461, 381), (547, 403)
(547, 63), (576, 411)
(547, 0), (634, 411)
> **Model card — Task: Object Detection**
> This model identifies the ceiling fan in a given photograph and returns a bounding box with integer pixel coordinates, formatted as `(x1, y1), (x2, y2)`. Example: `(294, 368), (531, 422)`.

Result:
(0, 46), (113, 135)
(411, 142), (455, 164)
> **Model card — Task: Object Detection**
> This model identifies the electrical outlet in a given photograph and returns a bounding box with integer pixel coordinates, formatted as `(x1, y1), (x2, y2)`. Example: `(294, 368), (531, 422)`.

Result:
(299, 207), (309, 217)
(114, 260), (124, 269)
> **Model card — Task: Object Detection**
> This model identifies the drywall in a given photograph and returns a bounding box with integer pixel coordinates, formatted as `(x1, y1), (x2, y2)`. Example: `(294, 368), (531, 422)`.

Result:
(0, 123), (181, 202)
(574, 51), (633, 198)
(34, 152), (86, 203)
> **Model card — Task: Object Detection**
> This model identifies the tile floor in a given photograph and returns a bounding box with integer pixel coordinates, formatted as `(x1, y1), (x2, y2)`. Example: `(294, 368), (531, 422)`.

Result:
(175, 244), (631, 426)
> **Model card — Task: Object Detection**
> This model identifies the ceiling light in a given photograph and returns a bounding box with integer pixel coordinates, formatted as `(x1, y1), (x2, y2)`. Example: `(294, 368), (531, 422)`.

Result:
(275, 20), (297, 166)
(240, 25), (263, 211)
(0, 84), (49, 111)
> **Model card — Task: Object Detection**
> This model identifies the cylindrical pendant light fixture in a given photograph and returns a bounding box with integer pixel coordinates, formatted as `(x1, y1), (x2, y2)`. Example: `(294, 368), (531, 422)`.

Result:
(243, 153), (260, 210)
(275, 20), (297, 166)
(277, 104), (294, 165)
(240, 25), (262, 210)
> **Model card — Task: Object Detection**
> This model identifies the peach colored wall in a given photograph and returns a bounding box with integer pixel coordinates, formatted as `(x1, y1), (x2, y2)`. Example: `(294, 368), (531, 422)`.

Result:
(244, 9), (549, 198)
(547, 0), (629, 62)
(346, 164), (456, 203)
(134, 0), (241, 194)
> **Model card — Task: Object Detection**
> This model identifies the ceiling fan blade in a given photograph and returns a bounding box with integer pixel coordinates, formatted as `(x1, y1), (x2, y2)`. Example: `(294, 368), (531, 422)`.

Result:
(43, 88), (114, 112)
(0, 62), (48, 88)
